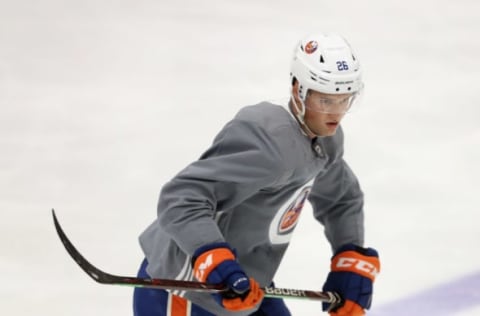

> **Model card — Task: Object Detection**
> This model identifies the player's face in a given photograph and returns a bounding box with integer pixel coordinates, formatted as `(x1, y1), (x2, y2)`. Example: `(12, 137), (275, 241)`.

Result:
(304, 90), (350, 136)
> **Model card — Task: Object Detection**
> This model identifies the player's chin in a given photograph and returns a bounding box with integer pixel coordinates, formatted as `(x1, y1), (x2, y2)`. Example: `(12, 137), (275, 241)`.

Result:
(317, 126), (338, 137)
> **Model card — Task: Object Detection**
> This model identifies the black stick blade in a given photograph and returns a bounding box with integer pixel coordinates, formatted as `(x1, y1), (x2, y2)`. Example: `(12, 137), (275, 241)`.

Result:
(52, 209), (119, 283)
(51, 209), (225, 292)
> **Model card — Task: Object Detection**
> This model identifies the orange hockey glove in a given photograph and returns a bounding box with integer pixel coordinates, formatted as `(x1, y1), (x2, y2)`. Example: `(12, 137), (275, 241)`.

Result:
(322, 244), (380, 316)
(192, 242), (264, 312)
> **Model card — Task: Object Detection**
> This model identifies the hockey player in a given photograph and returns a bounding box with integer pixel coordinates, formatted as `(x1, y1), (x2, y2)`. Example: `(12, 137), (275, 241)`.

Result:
(133, 33), (380, 316)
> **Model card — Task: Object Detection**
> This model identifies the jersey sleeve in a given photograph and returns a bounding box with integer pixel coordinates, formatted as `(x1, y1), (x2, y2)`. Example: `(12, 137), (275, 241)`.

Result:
(156, 119), (285, 255)
(308, 158), (365, 252)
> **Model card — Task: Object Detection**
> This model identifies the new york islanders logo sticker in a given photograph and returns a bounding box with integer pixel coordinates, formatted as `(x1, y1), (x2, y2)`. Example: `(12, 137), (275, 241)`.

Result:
(269, 180), (313, 244)
(304, 40), (318, 54)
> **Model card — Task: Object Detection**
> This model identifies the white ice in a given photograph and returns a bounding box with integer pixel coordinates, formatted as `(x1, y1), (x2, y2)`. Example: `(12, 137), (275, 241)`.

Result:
(1, 0), (479, 315)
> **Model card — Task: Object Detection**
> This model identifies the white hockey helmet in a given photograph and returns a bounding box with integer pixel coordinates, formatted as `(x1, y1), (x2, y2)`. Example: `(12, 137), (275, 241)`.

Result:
(290, 33), (363, 100)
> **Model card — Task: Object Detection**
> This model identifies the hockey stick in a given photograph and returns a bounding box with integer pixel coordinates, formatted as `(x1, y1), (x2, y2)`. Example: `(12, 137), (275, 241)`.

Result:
(52, 209), (341, 303)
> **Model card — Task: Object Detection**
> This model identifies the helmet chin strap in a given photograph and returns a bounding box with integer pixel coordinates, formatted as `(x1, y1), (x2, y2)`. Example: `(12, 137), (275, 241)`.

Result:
(289, 93), (317, 139)
(289, 94), (326, 157)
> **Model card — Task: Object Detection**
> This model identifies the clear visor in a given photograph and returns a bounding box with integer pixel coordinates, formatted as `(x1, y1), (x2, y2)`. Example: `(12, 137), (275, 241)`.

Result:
(305, 91), (361, 114)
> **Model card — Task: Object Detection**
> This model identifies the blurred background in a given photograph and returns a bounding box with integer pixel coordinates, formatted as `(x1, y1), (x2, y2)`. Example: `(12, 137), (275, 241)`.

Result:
(1, 0), (479, 314)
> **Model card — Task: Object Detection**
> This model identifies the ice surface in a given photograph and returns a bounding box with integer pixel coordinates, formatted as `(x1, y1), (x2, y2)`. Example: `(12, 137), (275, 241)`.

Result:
(1, 0), (479, 315)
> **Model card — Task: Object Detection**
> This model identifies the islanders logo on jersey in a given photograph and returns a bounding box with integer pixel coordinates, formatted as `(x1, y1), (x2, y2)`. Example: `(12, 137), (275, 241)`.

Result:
(269, 181), (313, 244)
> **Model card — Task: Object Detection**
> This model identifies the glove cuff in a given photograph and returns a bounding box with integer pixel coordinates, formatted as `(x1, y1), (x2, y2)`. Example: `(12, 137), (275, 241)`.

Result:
(192, 243), (236, 282)
(193, 242), (233, 259)
(331, 244), (380, 282)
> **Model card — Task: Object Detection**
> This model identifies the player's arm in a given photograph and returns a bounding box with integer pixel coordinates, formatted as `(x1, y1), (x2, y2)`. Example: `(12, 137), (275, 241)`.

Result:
(156, 118), (283, 254)
(309, 158), (365, 250)
(309, 159), (380, 315)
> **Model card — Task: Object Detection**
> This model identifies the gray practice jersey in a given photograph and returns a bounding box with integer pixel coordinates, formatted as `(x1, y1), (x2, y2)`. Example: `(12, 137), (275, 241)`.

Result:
(139, 102), (364, 315)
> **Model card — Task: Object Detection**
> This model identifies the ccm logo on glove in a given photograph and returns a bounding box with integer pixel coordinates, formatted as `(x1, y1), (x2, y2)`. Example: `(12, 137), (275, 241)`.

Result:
(333, 254), (379, 280)
(194, 253), (213, 281)
(194, 248), (235, 282)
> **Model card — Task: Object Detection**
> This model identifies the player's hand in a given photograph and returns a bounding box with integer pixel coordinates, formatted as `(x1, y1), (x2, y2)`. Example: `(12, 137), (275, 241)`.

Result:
(322, 244), (380, 316)
(192, 242), (264, 312)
